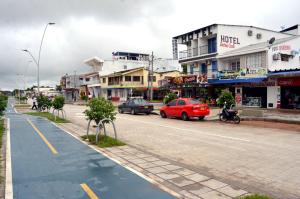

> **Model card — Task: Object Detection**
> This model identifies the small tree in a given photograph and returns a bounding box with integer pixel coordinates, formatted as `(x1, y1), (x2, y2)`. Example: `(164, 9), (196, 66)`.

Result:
(163, 92), (178, 104)
(217, 90), (235, 108)
(37, 95), (52, 111)
(84, 97), (116, 125)
(52, 96), (65, 110)
(0, 95), (8, 116)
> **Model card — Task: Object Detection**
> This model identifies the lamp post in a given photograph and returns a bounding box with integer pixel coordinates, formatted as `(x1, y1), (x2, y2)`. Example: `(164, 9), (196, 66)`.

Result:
(22, 22), (55, 95)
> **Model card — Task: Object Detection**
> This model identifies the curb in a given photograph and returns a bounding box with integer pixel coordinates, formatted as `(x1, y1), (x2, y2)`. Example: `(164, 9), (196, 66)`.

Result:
(241, 117), (300, 125)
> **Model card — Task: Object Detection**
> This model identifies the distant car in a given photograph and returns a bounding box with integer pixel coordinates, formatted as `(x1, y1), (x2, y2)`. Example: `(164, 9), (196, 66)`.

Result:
(160, 98), (210, 121)
(118, 98), (154, 115)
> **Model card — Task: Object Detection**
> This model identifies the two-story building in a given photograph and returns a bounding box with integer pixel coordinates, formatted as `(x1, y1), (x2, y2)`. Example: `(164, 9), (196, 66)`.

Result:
(173, 24), (300, 108)
(60, 74), (81, 101)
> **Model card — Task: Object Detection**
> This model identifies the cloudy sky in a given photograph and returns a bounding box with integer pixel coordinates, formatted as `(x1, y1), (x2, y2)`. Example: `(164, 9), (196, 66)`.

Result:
(0, 0), (299, 90)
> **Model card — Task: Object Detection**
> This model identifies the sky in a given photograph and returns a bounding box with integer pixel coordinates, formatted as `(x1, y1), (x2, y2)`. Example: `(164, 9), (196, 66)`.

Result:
(0, 0), (300, 90)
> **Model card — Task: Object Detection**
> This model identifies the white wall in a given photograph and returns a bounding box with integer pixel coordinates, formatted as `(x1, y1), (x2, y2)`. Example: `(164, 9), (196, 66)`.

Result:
(268, 37), (300, 71)
(217, 25), (291, 55)
(267, 86), (280, 109)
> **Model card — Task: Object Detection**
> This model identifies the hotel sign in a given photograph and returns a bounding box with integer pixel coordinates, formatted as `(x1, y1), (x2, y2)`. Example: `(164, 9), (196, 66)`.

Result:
(220, 35), (240, 48)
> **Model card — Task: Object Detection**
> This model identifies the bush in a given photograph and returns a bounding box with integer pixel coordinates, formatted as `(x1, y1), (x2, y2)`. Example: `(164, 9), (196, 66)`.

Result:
(217, 90), (235, 108)
(81, 95), (88, 102)
(0, 95), (8, 116)
(84, 97), (116, 125)
(163, 92), (178, 104)
(37, 95), (52, 111)
(52, 96), (65, 110)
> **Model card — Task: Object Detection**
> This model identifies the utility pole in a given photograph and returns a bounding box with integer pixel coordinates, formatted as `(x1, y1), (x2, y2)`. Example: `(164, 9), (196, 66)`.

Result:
(74, 70), (77, 101)
(150, 51), (154, 101)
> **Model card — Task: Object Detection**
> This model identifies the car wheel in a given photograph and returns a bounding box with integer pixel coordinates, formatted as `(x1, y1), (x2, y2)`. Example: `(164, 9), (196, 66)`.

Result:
(131, 108), (136, 115)
(118, 109), (123, 114)
(160, 111), (167, 118)
(181, 112), (189, 121)
(145, 112), (150, 115)
(233, 115), (240, 124)
(198, 116), (205, 120)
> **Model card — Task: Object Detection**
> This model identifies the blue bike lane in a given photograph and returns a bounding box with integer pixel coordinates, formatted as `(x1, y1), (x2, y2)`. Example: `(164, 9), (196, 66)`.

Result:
(6, 100), (175, 199)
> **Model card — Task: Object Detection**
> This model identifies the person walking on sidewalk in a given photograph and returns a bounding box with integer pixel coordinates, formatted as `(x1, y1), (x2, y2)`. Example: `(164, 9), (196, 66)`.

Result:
(32, 96), (38, 110)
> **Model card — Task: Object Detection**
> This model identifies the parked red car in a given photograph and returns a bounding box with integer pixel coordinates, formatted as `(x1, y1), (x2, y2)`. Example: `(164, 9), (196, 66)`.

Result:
(160, 98), (210, 121)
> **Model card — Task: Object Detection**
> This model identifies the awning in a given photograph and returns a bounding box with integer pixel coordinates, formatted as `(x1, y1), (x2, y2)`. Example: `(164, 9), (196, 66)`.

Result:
(208, 77), (267, 84)
(267, 70), (300, 77)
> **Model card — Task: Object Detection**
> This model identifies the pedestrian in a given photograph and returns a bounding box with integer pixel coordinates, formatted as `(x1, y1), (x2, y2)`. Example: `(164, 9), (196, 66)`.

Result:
(32, 96), (38, 110)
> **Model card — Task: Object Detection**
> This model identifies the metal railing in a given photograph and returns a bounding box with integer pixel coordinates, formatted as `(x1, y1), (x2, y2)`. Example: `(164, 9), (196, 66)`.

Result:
(179, 45), (216, 60)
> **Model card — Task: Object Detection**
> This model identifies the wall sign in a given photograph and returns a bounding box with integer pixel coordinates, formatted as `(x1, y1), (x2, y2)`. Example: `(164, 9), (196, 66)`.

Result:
(278, 77), (300, 86)
(220, 35), (240, 48)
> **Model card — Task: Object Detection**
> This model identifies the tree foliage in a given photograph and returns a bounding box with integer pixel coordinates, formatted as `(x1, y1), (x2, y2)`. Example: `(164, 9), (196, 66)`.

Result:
(84, 97), (116, 124)
(163, 92), (178, 104)
(52, 95), (65, 110)
(217, 90), (235, 108)
(37, 95), (52, 111)
(0, 94), (8, 116)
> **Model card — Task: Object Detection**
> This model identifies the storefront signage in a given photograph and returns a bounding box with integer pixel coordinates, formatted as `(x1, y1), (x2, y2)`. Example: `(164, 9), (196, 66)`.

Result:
(220, 35), (240, 48)
(278, 77), (300, 86)
(218, 68), (266, 79)
(272, 45), (291, 52)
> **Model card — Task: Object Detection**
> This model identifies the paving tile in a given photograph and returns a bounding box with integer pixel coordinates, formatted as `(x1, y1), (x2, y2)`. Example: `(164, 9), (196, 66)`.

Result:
(136, 162), (157, 169)
(129, 158), (147, 164)
(200, 179), (228, 190)
(156, 172), (180, 180)
(143, 156), (160, 162)
(183, 183), (213, 195)
(162, 164), (182, 171)
(146, 173), (165, 183)
(121, 155), (139, 160)
(125, 163), (143, 172)
(146, 166), (168, 174)
(169, 177), (196, 187)
(179, 190), (201, 199)
(217, 185), (248, 198)
(185, 173), (210, 182)
(135, 153), (151, 158)
(199, 190), (231, 199)
(173, 168), (195, 176)
(152, 160), (170, 166)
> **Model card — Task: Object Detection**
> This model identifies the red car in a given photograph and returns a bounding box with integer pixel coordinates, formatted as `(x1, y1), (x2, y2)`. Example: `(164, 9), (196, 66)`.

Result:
(160, 98), (210, 121)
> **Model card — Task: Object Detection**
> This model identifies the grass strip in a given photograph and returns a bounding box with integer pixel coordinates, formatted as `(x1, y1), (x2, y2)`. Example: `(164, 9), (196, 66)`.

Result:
(81, 134), (125, 148)
(25, 112), (70, 123)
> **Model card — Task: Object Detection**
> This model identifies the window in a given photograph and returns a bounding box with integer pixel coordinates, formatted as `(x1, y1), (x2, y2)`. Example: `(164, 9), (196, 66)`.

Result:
(123, 65), (127, 69)
(246, 53), (262, 69)
(281, 54), (290, 62)
(85, 78), (90, 82)
(178, 100), (186, 106)
(230, 60), (240, 71)
(208, 37), (217, 53)
(189, 99), (200, 104)
(168, 100), (177, 106)
(133, 76), (141, 82)
(102, 78), (106, 83)
(133, 99), (147, 105)
(125, 76), (131, 81)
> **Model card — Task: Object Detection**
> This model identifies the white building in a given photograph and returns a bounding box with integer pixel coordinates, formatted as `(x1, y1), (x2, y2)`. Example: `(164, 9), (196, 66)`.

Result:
(172, 24), (300, 109)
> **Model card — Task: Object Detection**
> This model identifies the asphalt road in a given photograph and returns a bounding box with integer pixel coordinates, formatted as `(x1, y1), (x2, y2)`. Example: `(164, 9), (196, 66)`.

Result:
(64, 104), (300, 199)
(6, 100), (175, 199)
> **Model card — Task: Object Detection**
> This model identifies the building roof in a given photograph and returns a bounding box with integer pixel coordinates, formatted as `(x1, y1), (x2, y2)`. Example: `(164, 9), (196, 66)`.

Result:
(218, 35), (300, 58)
(173, 23), (293, 39)
(84, 56), (104, 66)
(102, 67), (145, 77)
(280, 24), (300, 32)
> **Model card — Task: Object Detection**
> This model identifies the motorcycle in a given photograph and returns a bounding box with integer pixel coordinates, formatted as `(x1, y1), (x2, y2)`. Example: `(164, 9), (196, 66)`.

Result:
(219, 103), (240, 124)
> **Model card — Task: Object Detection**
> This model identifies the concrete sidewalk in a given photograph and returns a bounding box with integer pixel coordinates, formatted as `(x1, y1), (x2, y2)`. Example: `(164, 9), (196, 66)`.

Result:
(59, 122), (249, 199)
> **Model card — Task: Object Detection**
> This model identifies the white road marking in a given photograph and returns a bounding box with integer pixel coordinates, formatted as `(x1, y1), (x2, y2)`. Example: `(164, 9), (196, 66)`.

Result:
(5, 118), (13, 199)
(117, 116), (251, 143)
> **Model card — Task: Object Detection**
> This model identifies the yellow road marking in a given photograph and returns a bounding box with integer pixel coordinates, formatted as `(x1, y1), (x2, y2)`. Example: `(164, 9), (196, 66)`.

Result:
(80, 183), (99, 199)
(27, 119), (58, 155)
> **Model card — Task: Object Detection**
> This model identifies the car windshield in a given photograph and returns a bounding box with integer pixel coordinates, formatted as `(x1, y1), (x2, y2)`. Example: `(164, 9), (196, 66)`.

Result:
(188, 99), (200, 104)
(133, 99), (148, 105)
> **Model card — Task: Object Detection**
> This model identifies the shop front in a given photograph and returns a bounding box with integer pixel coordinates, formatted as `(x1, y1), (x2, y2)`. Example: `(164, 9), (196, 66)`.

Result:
(278, 77), (300, 109)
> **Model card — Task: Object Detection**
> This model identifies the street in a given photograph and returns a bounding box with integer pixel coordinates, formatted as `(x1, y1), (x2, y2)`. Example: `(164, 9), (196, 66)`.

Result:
(6, 99), (175, 199)
(64, 104), (300, 199)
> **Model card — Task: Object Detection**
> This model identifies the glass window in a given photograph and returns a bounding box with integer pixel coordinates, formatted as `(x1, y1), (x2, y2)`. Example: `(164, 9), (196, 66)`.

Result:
(246, 53), (263, 69)
(189, 99), (200, 104)
(102, 78), (106, 83)
(133, 99), (147, 105)
(125, 76), (131, 81)
(178, 100), (186, 106)
(133, 76), (141, 82)
(168, 100), (177, 106)
(229, 60), (240, 71)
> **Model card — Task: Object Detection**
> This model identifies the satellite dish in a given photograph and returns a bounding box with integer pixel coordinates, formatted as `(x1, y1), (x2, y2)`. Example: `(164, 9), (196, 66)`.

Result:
(269, 37), (275, 45)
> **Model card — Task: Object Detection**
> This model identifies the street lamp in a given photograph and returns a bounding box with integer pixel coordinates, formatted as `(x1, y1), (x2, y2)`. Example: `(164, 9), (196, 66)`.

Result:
(22, 22), (55, 95)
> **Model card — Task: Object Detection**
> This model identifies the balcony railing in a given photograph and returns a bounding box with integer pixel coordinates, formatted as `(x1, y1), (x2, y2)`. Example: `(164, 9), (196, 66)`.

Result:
(179, 45), (216, 60)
